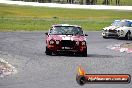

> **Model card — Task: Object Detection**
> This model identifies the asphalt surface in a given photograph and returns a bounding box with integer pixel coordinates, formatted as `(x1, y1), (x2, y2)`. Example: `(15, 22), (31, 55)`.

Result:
(0, 31), (132, 88)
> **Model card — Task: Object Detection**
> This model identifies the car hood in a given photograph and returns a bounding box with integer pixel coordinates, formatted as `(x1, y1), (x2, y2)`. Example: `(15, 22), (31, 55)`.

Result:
(48, 35), (86, 41)
(104, 26), (120, 30)
(116, 27), (125, 30)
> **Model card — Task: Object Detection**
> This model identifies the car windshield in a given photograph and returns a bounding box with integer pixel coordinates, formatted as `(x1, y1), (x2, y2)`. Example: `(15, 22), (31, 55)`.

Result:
(117, 21), (131, 27)
(112, 21), (120, 26)
(50, 26), (83, 35)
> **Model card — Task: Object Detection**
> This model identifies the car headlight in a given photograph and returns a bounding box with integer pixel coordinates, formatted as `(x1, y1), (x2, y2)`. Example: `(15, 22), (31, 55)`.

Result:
(120, 30), (124, 34)
(76, 41), (79, 45)
(105, 29), (108, 32)
(81, 41), (86, 46)
(56, 40), (60, 44)
(49, 40), (55, 45)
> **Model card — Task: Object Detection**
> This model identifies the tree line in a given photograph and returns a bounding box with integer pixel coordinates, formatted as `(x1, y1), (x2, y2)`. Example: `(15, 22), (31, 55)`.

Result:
(12, 0), (121, 5)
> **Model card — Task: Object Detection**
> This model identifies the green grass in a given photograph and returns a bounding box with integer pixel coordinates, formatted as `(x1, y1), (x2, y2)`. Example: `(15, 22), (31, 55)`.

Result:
(0, 4), (132, 31)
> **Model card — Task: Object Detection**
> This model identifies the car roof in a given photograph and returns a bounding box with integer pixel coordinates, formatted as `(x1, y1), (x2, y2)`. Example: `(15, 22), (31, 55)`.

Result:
(120, 19), (132, 22)
(52, 24), (81, 28)
(114, 20), (120, 22)
(113, 19), (132, 22)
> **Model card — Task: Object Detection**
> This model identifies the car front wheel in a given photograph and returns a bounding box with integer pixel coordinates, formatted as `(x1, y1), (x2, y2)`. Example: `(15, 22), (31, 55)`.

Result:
(45, 46), (52, 55)
(80, 50), (87, 57)
(125, 31), (131, 40)
(103, 36), (109, 39)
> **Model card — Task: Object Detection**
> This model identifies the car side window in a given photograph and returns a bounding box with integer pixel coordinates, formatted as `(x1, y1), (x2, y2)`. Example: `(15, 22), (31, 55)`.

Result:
(126, 22), (132, 27)
(130, 23), (132, 27)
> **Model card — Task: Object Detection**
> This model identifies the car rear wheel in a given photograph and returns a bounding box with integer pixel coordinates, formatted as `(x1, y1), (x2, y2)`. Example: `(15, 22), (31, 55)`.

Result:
(45, 46), (52, 55)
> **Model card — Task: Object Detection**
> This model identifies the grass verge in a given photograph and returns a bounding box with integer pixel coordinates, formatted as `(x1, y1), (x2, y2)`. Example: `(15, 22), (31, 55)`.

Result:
(0, 4), (132, 31)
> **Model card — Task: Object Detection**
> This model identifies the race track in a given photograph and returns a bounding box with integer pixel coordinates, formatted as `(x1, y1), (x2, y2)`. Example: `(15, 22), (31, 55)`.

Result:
(0, 32), (132, 88)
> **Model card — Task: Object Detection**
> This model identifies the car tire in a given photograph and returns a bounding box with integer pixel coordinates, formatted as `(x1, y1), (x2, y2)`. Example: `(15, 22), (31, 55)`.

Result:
(45, 46), (52, 55)
(125, 31), (131, 40)
(80, 50), (87, 57)
(103, 36), (106, 38)
(116, 35), (121, 40)
(103, 36), (108, 39)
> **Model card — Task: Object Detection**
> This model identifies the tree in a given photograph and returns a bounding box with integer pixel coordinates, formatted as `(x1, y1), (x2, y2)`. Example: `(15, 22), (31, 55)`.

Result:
(102, 0), (111, 5)
(67, 0), (74, 4)
(86, 0), (90, 5)
(116, 0), (120, 5)
(91, 0), (97, 5)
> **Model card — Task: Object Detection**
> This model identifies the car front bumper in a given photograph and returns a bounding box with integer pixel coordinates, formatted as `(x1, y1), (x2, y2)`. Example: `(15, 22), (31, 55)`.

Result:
(47, 45), (87, 53)
(102, 31), (118, 37)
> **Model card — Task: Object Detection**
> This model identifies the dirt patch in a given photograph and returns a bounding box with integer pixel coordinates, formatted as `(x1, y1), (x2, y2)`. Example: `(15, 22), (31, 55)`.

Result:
(0, 58), (17, 77)
(120, 42), (132, 49)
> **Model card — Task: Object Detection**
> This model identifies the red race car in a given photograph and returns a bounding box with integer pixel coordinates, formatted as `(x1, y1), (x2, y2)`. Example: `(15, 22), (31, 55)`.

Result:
(45, 24), (88, 56)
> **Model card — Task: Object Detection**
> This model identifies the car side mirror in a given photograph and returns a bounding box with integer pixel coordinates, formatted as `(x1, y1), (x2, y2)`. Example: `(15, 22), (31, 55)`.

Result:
(45, 32), (48, 35)
(84, 34), (88, 36)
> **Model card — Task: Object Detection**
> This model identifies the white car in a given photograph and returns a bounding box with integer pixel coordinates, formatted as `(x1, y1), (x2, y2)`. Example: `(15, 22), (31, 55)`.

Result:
(116, 20), (132, 40)
(102, 20), (120, 38)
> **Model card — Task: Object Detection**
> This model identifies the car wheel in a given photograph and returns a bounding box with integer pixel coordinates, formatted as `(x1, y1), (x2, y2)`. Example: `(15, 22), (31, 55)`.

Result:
(80, 50), (87, 57)
(116, 35), (120, 40)
(125, 31), (131, 40)
(103, 36), (106, 38)
(45, 46), (52, 55)
(103, 36), (108, 39)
